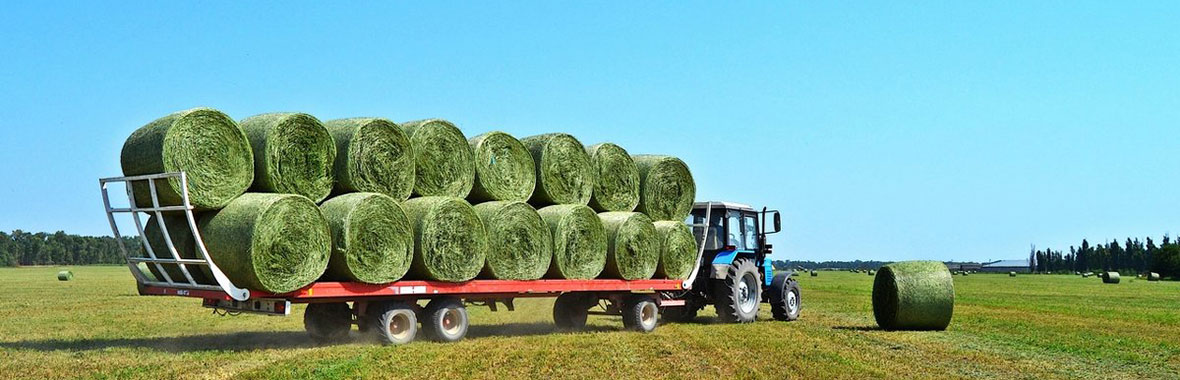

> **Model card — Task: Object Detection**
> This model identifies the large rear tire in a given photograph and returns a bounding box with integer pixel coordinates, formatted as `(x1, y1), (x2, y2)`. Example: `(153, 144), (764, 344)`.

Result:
(304, 302), (352, 343)
(768, 272), (801, 321)
(712, 258), (760, 323)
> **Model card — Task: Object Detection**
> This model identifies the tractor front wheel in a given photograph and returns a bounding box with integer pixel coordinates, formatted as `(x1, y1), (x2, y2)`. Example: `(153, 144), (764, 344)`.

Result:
(768, 272), (801, 321)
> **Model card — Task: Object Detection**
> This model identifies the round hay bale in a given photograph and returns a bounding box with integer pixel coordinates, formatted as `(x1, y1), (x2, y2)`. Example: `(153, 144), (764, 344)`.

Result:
(402, 196), (487, 282)
(1082, 273), (1092, 278)
(319, 193), (413, 284)
(872, 261), (955, 331)
(198, 193), (331, 293)
(585, 143), (639, 212)
(468, 131), (535, 202)
(537, 204), (606, 279)
(652, 221), (698, 280)
(598, 212), (658, 280)
(473, 201), (551, 280)
(142, 214), (212, 284)
(240, 113), (336, 203)
(135, 262), (159, 282)
(632, 155), (695, 221)
(324, 118), (415, 200)
(1102, 272), (1121, 284)
(810, 270), (818, 277)
(56, 270), (73, 281)
(401, 119), (475, 198)
(868, 270), (876, 276)
(1148, 272), (1161, 281)
(1009, 271), (1017, 277)
(521, 133), (594, 206)
(120, 108), (253, 210)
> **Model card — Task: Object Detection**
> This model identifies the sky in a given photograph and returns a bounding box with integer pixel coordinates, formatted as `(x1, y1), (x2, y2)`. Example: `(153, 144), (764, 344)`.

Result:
(1, 2), (1178, 262)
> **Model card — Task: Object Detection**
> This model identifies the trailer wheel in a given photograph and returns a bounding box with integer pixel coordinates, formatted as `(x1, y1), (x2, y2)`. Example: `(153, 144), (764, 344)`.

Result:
(768, 273), (801, 321)
(304, 302), (353, 343)
(423, 298), (468, 342)
(553, 293), (594, 330)
(712, 258), (760, 323)
(622, 295), (659, 333)
(367, 301), (418, 345)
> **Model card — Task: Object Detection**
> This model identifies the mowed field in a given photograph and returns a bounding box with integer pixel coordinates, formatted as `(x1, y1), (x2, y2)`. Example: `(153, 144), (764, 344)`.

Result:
(1, 267), (1178, 380)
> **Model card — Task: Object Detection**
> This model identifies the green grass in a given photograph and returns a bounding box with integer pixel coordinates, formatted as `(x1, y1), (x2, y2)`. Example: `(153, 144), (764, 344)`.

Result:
(2, 267), (1178, 379)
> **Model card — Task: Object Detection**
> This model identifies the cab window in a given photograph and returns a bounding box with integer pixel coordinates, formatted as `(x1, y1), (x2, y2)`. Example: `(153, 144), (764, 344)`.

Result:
(690, 210), (725, 250)
(727, 213), (743, 249)
(743, 215), (758, 250)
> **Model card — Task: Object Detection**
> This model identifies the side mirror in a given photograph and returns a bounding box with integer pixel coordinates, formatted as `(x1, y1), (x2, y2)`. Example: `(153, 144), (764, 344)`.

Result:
(773, 211), (782, 233)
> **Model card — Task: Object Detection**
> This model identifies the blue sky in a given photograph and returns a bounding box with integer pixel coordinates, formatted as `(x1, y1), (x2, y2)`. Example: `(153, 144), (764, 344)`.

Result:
(1, 2), (1177, 262)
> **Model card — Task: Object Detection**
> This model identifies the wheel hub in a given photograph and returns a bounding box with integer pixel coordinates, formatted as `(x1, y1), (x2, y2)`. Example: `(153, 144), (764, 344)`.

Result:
(441, 309), (462, 335)
(786, 290), (798, 314)
(738, 273), (758, 314)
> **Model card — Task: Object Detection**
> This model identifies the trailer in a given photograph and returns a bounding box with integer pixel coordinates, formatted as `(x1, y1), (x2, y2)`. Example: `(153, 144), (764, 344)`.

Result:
(100, 172), (738, 345)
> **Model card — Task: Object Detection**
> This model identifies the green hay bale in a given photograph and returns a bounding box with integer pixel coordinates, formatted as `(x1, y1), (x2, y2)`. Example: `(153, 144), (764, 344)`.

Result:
(320, 193), (413, 284)
(522, 133), (594, 206)
(324, 118), (415, 200)
(537, 204), (606, 279)
(142, 214), (212, 284)
(1082, 273), (1092, 278)
(585, 143), (639, 212)
(401, 119), (475, 198)
(811, 270), (818, 277)
(135, 262), (159, 282)
(199, 193), (331, 293)
(121, 108), (254, 210)
(473, 201), (551, 280)
(652, 221), (698, 280)
(1148, 272), (1161, 281)
(598, 212), (658, 280)
(1009, 272), (1017, 277)
(468, 132), (535, 202)
(240, 113), (336, 203)
(872, 261), (955, 331)
(632, 155), (696, 221)
(868, 270), (876, 276)
(56, 270), (73, 281)
(402, 197), (487, 282)
(1102, 272), (1121, 284)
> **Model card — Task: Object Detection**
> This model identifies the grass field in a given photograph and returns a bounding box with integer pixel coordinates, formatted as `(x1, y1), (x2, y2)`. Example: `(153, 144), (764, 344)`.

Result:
(1, 266), (1178, 379)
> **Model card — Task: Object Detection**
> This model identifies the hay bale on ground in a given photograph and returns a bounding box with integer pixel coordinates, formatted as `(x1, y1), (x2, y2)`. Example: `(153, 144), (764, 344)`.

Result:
(240, 113), (336, 203)
(585, 143), (640, 212)
(598, 212), (658, 280)
(402, 197), (487, 282)
(652, 221), (698, 280)
(468, 132), (536, 203)
(401, 119), (475, 198)
(1082, 273), (1092, 278)
(57, 270), (73, 281)
(872, 261), (955, 331)
(868, 270), (876, 276)
(632, 155), (695, 221)
(142, 214), (212, 284)
(1102, 272), (1121, 284)
(522, 133), (594, 206)
(199, 193), (331, 293)
(324, 118), (414, 200)
(473, 201), (551, 280)
(319, 193), (413, 284)
(1148, 272), (1161, 281)
(1009, 272), (1017, 277)
(811, 270), (818, 277)
(121, 108), (253, 210)
(537, 204), (606, 279)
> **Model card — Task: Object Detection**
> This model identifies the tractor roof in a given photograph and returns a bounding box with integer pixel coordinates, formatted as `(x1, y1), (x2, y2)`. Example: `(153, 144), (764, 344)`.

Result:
(693, 201), (755, 212)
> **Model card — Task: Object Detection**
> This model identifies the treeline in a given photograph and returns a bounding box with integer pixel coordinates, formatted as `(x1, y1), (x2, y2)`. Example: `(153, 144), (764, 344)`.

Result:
(1032, 236), (1180, 278)
(772, 260), (890, 271)
(0, 230), (141, 267)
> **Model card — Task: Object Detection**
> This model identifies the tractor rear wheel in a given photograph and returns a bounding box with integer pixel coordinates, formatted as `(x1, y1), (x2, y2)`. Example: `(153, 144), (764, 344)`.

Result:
(768, 272), (801, 321)
(304, 302), (352, 343)
(712, 258), (760, 323)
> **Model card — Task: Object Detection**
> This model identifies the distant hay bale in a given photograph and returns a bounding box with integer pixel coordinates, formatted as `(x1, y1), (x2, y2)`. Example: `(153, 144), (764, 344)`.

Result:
(1148, 272), (1161, 281)
(240, 113), (337, 203)
(872, 261), (955, 331)
(402, 119), (476, 198)
(56, 270), (73, 281)
(1009, 272), (1016, 277)
(867, 270), (876, 276)
(1102, 272), (1120, 284)
(1082, 273), (1092, 278)
(324, 118), (415, 200)
(468, 131), (535, 202)
(810, 270), (818, 277)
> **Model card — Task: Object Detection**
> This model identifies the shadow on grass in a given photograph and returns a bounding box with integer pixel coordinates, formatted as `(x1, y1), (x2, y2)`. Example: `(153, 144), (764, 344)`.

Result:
(832, 325), (881, 331)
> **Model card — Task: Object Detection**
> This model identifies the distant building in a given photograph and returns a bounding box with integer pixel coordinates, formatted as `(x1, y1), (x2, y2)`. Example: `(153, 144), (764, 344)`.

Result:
(980, 260), (1031, 273)
(945, 262), (982, 272)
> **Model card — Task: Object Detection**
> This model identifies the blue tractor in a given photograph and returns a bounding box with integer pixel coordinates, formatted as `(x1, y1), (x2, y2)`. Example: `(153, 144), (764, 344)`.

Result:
(664, 201), (800, 323)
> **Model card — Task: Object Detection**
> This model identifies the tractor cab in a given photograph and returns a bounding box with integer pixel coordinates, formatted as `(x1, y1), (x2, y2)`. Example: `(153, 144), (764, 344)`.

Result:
(689, 201), (781, 284)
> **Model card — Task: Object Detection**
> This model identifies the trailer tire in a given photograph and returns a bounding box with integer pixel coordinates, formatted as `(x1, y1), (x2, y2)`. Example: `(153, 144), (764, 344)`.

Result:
(622, 295), (659, 333)
(712, 258), (760, 323)
(768, 273), (801, 321)
(423, 298), (468, 343)
(553, 293), (594, 330)
(304, 302), (352, 343)
(367, 301), (418, 345)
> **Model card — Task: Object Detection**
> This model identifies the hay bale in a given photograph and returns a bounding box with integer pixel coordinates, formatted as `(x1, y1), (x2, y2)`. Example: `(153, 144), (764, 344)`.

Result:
(1009, 271), (1017, 277)
(537, 204), (606, 279)
(1082, 273), (1092, 278)
(135, 262), (158, 281)
(872, 261), (955, 331)
(585, 143), (640, 212)
(199, 193), (331, 293)
(811, 270), (818, 277)
(56, 270), (73, 281)
(320, 193), (413, 284)
(473, 201), (551, 280)
(468, 131), (535, 202)
(324, 118), (415, 200)
(522, 133), (594, 206)
(598, 212), (658, 280)
(1148, 272), (1161, 281)
(402, 197), (487, 282)
(120, 108), (253, 210)
(1102, 272), (1121, 284)
(868, 270), (876, 276)
(142, 214), (212, 284)
(402, 119), (475, 198)
(240, 113), (336, 203)
(652, 221), (698, 280)
(632, 155), (695, 221)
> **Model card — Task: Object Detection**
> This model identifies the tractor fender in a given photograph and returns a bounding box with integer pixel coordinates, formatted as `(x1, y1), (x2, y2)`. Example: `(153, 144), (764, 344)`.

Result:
(709, 250), (757, 280)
